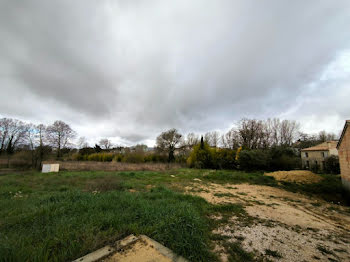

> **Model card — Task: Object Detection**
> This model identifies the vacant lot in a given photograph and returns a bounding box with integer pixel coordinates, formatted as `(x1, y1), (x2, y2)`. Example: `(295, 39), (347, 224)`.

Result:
(0, 169), (349, 261)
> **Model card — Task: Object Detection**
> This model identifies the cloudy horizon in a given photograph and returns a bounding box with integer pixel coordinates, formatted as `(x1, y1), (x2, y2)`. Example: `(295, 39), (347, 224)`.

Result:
(1, 0), (350, 146)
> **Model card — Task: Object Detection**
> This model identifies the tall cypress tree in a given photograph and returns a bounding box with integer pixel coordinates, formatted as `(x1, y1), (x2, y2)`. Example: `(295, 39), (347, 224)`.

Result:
(200, 136), (204, 149)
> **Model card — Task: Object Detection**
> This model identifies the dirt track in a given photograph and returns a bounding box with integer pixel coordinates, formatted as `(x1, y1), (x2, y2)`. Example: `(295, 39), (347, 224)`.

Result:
(187, 183), (350, 262)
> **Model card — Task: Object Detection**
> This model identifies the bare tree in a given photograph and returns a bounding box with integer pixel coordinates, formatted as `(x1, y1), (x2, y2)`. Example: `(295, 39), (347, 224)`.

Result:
(279, 120), (300, 146)
(0, 118), (29, 155)
(266, 118), (280, 146)
(204, 131), (220, 147)
(134, 144), (148, 153)
(77, 136), (89, 149)
(26, 124), (38, 167)
(36, 124), (47, 167)
(0, 118), (29, 167)
(318, 130), (337, 142)
(266, 118), (300, 147)
(318, 131), (327, 142)
(47, 120), (76, 158)
(186, 132), (199, 147)
(221, 128), (240, 149)
(237, 119), (266, 149)
(26, 124), (47, 168)
(0, 118), (11, 154)
(99, 138), (112, 149)
(156, 128), (182, 162)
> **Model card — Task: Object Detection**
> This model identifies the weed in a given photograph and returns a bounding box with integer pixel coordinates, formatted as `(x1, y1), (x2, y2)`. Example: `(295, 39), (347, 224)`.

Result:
(334, 248), (347, 253)
(311, 202), (322, 207)
(210, 234), (231, 241)
(210, 203), (245, 214)
(235, 235), (245, 241)
(317, 245), (334, 255)
(224, 242), (255, 262)
(214, 192), (235, 198)
(265, 249), (283, 258)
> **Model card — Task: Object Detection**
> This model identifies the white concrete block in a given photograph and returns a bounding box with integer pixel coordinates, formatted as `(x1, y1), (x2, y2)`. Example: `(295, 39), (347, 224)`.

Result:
(42, 164), (60, 173)
(42, 164), (51, 173)
(50, 164), (60, 172)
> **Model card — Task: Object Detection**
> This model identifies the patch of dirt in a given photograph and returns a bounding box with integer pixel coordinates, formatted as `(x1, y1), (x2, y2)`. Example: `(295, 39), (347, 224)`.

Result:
(215, 224), (350, 262)
(186, 183), (350, 261)
(265, 170), (323, 183)
(105, 239), (172, 262)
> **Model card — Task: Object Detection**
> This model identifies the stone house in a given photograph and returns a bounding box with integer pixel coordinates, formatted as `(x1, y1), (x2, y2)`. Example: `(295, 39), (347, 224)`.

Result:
(301, 141), (338, 170)
(337, 120), (350, 192)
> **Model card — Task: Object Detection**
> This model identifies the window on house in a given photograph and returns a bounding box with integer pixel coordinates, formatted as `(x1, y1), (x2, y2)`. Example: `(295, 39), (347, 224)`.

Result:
(306, 160), (310, 168)
(305, 152), (308, 158)
(321, 152), (326, 158)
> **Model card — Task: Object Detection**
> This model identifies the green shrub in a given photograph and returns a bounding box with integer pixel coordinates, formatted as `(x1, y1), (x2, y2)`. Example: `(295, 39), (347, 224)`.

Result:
(214, 149), (237, 169)
(113, 154), (124, 162)
(87, 153), (114, 162)
(187, 140), (215, 169)
(310, 163), (320, 173)
(122, 153), (145, 163)
(238, 150), (270, 171)
(144, 153), (168, 163)
(79, 147), (96, 155)
(72, 153), (85, 161)
(324, 155), (340, 174)
(269, 147), (300, 171)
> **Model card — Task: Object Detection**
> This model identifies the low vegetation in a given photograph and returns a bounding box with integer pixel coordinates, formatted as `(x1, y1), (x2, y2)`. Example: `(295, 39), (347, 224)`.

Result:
(0, 174), (216, 261)
(0, 168), (348, 261)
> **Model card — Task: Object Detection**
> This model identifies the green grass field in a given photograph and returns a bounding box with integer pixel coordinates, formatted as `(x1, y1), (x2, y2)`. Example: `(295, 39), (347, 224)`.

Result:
(0, 169), (347, 261)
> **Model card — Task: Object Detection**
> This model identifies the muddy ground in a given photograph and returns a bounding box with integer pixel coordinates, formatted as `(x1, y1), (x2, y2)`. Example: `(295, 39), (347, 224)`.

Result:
(186, 182), (350, 262)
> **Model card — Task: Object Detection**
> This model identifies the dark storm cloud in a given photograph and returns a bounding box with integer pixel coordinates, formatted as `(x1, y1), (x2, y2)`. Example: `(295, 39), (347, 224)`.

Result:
(1, 0), (350, 144)
(0, 0), (121, 118)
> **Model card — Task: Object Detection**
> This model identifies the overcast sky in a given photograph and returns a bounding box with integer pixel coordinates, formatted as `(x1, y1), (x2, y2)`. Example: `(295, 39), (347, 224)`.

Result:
(1, 0), (350, 146)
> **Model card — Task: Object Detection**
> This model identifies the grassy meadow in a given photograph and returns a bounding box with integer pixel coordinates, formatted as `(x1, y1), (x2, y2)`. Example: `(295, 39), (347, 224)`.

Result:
(0, 169), (347, 261)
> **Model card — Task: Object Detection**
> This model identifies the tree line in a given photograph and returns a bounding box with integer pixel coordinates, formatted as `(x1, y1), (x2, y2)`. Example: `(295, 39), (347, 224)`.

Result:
(0, 118), (76, 168)
(0, 117), (338, 171)
(157, 118), (337, 157)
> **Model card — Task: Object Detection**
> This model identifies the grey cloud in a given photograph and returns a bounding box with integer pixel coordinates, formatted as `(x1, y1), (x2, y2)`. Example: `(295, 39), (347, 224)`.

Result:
(0, 0), (120, 118)
(1, 0), (350, 144)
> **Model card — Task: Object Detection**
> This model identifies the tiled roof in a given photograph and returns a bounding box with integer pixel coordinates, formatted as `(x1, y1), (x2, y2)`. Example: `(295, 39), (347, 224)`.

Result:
(301, 141), (338, 151)
(337, 120), (350, 149)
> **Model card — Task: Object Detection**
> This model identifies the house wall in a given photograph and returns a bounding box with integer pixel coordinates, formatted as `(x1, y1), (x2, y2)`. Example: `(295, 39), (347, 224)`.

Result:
(329, 148), (339, 156)
(338, 126), (350, 192)
(301, 151), (329, 170)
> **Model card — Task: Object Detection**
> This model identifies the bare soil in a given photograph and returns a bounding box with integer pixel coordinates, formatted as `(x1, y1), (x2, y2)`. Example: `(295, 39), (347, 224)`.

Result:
(187, 183), (350, 262)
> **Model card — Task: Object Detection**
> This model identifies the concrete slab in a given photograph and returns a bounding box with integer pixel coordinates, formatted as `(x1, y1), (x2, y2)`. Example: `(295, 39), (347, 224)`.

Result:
(116, 234), (139, 250)
(139, 235), (188, 262)
(73, 246), (115, 262)
(72, 234), (188, 262)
